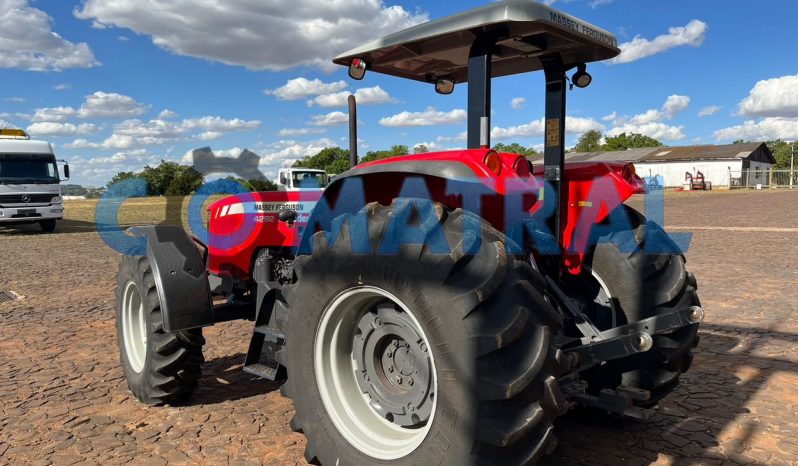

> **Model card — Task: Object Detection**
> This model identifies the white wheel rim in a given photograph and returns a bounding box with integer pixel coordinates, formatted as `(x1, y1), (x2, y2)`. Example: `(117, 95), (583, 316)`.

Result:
(314, 286), (437, 460)
(121, 281), (147, 373)
(586, 266), (618, 329)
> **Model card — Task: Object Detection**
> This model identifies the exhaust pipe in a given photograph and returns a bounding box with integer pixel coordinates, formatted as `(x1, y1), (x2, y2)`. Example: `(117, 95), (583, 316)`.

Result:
(348, 94), (358, 168)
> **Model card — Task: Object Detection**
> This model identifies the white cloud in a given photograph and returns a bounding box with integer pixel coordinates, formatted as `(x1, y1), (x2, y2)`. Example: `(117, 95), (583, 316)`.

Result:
(698, 105), (721, 117)
(66, 115), (261, 149)
(182, 116), (261, 132)
(736, 75), (798, 118)
(611, 20), (707, 64)
(0, 0), (97, 71)
(307, 86), (395, 107)
(278, 127), (327, 137)
(588, 0), (614, 7)
(662, 94), (691, 119)
(4, 97), (24, 103)
(31, 106), (76, 122)
(607, 122), (686, 141)
(510, 97), (526, 110)
(310, 111), (349, 126)
(76, 0), (428, 71)
(266, 78), (348, 100)
(601, 111), (618, 122)
(26, 121), (99, 137)
(603, 95), (690, 141)
(491, 116), (603, 140)
(713, 118), (798, 142)
(31, 91), (148, 123)
(379, 107), (466, 127)
(256, 138), (338, 171)
(158, 109), (178, 119)
(53, 83), (71, 91)
(78, 91), (148, 118)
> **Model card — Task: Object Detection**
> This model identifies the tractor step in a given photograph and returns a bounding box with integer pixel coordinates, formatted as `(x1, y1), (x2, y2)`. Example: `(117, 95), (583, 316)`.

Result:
(243, 325), (286, 381)
(574, 386), (653, 420)
(243, 361), (280, 380)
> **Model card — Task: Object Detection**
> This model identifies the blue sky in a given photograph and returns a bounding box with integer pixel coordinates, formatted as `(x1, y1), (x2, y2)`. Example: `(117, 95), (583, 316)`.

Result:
(0, 0), (796, 186)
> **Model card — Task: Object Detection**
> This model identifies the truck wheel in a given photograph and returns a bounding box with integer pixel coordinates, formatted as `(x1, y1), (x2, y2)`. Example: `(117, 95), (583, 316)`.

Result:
(571, 206), (700, 407)
(40, 219), (56, 232)
(115, 255), (205, 404)
(281, 200), (567, 465)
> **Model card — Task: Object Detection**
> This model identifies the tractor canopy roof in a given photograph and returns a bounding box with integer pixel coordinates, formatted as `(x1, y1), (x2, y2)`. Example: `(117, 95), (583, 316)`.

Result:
(333, 0), (620, 84)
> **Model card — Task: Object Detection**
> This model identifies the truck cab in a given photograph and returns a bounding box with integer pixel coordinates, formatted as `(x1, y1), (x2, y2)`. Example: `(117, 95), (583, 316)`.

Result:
(276, 168), (328, 191)
(0, 129), (69, 233)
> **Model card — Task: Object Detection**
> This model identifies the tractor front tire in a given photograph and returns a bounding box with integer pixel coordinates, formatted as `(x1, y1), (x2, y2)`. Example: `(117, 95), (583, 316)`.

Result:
(281, 200), (568, 465)
(577, 206), (700, 407)
(115, 255), (205, 405)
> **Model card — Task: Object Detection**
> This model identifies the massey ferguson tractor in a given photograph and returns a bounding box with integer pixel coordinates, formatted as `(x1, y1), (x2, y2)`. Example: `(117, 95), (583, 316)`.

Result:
(115, 1), (702, 464)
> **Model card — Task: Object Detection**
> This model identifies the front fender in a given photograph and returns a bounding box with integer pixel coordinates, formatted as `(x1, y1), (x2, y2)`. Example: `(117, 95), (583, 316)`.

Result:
(127, 225), (213, 332)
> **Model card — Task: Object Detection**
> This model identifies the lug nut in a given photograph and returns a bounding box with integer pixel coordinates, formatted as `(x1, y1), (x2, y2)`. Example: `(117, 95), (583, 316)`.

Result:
(408, 378), (414, 386)
(395, 376), (403, 385)
(386, 350), (393, 357)
(388, 366), (394, 373)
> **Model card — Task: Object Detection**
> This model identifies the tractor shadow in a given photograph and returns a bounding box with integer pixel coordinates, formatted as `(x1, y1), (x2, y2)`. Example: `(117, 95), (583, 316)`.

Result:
(543, 323), (798, 465)
(185, 353), (283, 406)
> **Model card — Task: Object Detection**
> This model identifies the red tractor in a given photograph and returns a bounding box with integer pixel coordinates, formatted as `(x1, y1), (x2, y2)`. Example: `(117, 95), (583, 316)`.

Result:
(115, 1), (702, 464)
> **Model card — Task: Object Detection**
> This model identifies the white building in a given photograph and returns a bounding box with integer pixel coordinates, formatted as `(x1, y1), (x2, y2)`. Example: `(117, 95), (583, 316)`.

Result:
(537, 142), (775, 188)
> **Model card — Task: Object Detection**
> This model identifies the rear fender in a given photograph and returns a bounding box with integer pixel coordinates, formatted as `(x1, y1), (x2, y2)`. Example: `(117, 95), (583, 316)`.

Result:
(300, 159), (534, 254)
(558, 162), (646, 274)
(127, 225), (213, 332)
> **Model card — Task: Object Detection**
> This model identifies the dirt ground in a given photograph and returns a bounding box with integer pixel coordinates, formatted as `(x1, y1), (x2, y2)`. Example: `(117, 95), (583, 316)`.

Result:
(1, 190), (797, 465)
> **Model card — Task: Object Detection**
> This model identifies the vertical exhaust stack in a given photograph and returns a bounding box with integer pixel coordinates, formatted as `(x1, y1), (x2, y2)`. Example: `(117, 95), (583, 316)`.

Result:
(348, 95), (358, 168)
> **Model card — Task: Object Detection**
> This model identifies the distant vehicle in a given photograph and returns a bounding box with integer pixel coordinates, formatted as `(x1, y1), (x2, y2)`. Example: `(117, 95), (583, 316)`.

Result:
(276, 167), (329, 191)
(0, 129), (69, 233)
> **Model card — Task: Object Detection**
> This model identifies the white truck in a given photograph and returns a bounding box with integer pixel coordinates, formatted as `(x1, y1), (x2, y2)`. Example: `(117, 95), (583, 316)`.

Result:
(0, 129), (69, 233)
(276, 167), (329, 191)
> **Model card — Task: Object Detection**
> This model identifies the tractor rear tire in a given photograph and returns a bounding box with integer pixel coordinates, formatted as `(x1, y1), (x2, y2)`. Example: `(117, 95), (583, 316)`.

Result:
(280, 200), (568, 465)
(576, 205), (700, 407)
(115, 255), (205, 405)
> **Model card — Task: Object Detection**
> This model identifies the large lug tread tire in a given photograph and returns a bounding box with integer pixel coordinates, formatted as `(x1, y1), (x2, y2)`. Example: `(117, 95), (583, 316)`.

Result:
(281, 200), (565, 465)
(583, 205), (700, 408)
(115, 255), (205, 405)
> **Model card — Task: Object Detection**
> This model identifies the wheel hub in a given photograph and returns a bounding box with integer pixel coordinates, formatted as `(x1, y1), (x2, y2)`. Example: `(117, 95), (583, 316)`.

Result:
(353, 303), (434, 427)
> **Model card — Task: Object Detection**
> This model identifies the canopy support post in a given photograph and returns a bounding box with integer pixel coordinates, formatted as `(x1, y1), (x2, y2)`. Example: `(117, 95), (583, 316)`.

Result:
(542, 55), (567, 252)
(467, 36), (496, 150)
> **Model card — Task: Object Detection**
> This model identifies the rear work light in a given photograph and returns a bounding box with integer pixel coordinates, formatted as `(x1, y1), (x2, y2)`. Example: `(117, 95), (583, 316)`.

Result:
(483, 151), (502, 175)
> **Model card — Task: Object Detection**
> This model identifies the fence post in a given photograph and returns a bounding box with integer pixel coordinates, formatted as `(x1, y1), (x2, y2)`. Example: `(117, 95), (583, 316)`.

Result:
(770, 169), (774, 190)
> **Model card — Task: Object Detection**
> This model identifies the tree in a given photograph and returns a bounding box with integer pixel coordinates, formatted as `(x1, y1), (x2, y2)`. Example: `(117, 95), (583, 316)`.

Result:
(414, 144), (429, 154)
(108, 161), (204, 197)
(360, 145), (410, 164)
(493, 142), (537, 156)
(165, 167), (204, 196)
(602, 133), (663, 151)
(107, 171), (139, 188)
(225, 176), (278, 192)
(572, 130), (602, 152)
(293, 147), (350, 173)
(767, 140), (797, 169)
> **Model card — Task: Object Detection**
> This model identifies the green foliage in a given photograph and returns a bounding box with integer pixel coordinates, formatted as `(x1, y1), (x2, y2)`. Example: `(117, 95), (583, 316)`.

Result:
(225, 176), (278, 192)
(493, 142), (537, 156)
(360, 145), (410, 164)
(767, 140), (797, 169)
(571, 130), (603, 153)
(601, 133), (663, 151)
(108, 160), (205, 196)
(414, 144), (429, 154)
(293, 147), (350, 173)
(107, 171), (139, 188)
